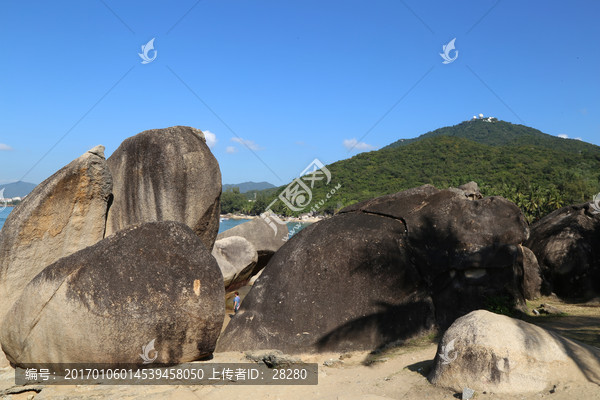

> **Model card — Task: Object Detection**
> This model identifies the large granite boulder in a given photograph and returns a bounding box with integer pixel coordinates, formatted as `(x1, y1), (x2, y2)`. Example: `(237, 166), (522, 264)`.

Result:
(211, 236), (258, 290)
(105, 126), (221, 250)
(0, 146), (112, 325)
(429, 310), (600, 393)
(217, 217), (288, 275)
(342, 185), (529, 329)
(217, 211), (435, 353)
(217, 185), (529, 353)
(525, 203), (600, 299)
(0, 221), (224, 367)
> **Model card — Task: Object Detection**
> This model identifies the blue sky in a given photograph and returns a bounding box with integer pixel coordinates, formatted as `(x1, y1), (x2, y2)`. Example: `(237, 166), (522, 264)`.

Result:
(1, 0), (599, 186)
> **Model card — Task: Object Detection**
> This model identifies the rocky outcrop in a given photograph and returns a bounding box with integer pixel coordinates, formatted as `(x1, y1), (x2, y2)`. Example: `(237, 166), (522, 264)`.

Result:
(217, 185), (530, 353)
(105, 126), (221, 250)
(519, 245), (542, 300)
(217, 217), (288, 275)
(525, 203), (600, 299)
(212, 236), (258, 290)
(0, 221), (224, 367)
(0, 146), (112, 324)
(217, 211), (436, 353)
(429, 310), (600, 393)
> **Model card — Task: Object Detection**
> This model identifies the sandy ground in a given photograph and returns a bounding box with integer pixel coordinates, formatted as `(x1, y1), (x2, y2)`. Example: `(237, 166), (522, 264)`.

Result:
(1, 298), (600, 400)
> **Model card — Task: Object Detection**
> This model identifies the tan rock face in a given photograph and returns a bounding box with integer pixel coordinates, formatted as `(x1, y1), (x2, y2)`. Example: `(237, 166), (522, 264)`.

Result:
(0, 145), (112, 324)
(429, 310), (600, 393)
(105, 126), (221, 250)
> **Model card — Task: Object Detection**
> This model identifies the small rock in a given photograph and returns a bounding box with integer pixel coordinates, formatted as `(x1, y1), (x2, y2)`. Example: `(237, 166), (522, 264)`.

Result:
(323, 359), (343, 367)
(462, 387), (475, 400)
(245, 350), (301, 368)
(532, 309), (540, 316)
(540, 304), (563, 315)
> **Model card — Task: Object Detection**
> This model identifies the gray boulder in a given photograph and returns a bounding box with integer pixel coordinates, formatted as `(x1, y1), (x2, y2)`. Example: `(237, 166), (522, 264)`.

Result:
(217, 211), (435, 353)
(458, 181), (483, 200)
(0, 146), (112, 325)
(343, 185), (529, 329)
(519, 245), (542, 300)
(429, 310), (600, 393)
(526, 203), (600, 299)
(217, 185), (529, 353)
(0, 221), (224, 367)
(105, 126), (221, 250)
(217, 217), (288, 275)
(211, 236), (258, 290)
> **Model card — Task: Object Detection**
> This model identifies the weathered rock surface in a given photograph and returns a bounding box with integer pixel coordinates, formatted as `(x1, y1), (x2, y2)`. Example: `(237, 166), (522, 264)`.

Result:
(217, 217), (288, 275)
(211, 236), (258, 289)
(0, 221), (224, 367)
(525, 203), (600, 300)
(105, 126), (221, 250)
(217, 211), (436, 353)
(0, 146), (112, 325)
(217, 185), (530, 353)
(343, 185), (529, 329)
(519, 245), (542, 300)
(429, 310), (600, 393)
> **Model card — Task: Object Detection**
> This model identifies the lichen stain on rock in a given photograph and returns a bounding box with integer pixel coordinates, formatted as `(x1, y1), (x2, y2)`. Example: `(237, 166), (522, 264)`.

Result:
(193, 279), (201, 296)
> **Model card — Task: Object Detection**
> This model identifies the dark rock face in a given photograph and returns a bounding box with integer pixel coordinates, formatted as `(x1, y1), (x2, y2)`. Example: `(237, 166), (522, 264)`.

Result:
(525, 203), (600, 300)
(105, 126), (221, 250)
(217, 217), (288, 276)
(0, 146), (112, 325)
(217, 212), (435, 353)
(217, 185), (529, 353)
(218, 186), (528, 352)
(519, 245), (542, 300)
(0, 221), (224, 367)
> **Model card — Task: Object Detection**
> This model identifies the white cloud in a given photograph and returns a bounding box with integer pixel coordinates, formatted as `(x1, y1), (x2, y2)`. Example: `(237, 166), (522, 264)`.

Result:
(203, 130), (217, 148)
(0, 143), (12, 151)
(343, 138), (376, 151)
(231, 137), (263, 151)
(558, 134), (568, 139)
(226, 146), (237, 154)
(575, 137), (583, 141)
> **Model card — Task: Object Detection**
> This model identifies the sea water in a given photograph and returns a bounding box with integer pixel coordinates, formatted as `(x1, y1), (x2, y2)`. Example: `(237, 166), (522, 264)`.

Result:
(0, 207), (11, 230)
(0, 209), (310, 237)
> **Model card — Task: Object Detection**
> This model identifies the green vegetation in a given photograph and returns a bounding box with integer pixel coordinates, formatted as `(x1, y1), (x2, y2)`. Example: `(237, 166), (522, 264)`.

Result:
(220, 187), (272, 215)
(225, 120), (600, 224)
(485, 295), (516, 317)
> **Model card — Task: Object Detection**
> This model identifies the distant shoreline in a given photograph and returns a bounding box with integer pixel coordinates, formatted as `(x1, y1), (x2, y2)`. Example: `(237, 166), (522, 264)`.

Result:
(220, 213), (324, 224)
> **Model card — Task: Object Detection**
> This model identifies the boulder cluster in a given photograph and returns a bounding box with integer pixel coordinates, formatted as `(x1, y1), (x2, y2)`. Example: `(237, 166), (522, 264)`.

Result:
(0, 126), (224, 367)
(1, 126), (599, 395)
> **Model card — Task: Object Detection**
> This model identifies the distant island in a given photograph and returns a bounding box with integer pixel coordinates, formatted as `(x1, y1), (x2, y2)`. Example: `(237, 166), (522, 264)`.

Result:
(222, 181), (275, 193)
(0, 181), (36, 199)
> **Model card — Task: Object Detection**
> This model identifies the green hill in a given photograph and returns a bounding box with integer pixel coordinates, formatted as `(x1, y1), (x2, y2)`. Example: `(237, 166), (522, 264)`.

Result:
(246, 120), (600, 223)
(383, 119), (599, 155)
